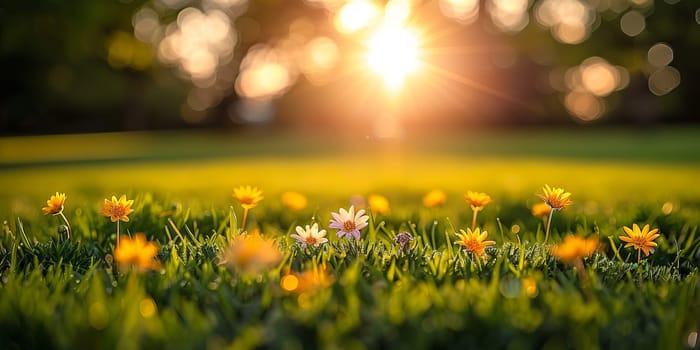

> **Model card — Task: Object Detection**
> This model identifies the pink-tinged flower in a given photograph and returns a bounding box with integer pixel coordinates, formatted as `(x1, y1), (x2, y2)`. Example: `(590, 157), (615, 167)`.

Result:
(291, 223), (328, 248)
(329, 205), (369, 240)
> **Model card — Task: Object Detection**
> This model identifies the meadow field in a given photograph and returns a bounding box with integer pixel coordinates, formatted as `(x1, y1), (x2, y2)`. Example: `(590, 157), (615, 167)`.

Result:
(0, 128), (699, 349)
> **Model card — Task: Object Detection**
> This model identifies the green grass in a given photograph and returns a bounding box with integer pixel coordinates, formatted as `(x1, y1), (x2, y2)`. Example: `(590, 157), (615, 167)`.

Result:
(1, 129), (699, 349)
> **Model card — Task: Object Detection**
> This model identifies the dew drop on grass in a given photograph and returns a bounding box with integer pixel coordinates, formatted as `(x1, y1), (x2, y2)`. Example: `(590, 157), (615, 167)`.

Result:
(499, 276), (522, 298)
(662, 202), (673, 215)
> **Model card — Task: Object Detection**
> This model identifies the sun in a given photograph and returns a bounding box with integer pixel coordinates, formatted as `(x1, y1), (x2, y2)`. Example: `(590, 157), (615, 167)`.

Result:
(366, 25), (420, 90)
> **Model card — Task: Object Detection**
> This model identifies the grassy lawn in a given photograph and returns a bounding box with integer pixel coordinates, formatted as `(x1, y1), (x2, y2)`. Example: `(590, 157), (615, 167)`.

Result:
(0, 128), (699, 349)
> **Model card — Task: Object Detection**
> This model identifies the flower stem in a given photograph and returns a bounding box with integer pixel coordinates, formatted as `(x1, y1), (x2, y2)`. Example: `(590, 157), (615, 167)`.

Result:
(241, 208), (249, 231)
(59, 211), (72, 240)
(544, 210), (554, 244)
(116, 220), (120, 248)
(574, 258), (589, 286)
(471, 209), (478, 231)
(637, 248), (641, 264)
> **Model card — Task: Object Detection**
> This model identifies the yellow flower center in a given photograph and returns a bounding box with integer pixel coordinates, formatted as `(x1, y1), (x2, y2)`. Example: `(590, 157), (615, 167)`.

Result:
(112, 205), (126, 217)
(239, 196), (256, 205)
(343, 221), (356, 231)
(462, 238), (487, 255)
(629, 235), (647, 249)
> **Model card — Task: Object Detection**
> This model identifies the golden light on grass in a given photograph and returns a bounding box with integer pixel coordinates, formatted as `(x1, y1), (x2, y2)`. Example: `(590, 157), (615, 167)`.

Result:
(423, 189), (447, 208)
(282, 191), (308, 211)
(662, 202), (673, 215)
(522, 277), (537, 297)
(619, 224), (660, 263)
(114, 233), (160, 271)
(280, 265), (334, 294)
(366, 24), (420, 90)
(334, 0), (381, 34)
(368, 194), (390, 215)
(139, 298), (158, 318)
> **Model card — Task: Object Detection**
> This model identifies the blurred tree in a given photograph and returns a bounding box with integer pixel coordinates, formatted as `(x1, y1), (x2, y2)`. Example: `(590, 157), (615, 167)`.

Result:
(1, 0), (699, 135)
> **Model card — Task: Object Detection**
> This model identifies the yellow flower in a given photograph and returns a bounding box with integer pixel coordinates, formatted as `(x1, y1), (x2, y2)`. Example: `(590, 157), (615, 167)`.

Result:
(280, 265), (334, 294)
(225, 233), (281, 274)
(619, 224), (660, 257)
(537, 184), (572, 210)
(463, 191), (492, 211)
(233, 186), (264, 210)
(114, 233), (159, 270)
(101, 195), (134, 222)
(454, 228), (496, 256)
(282, 191), (307, 211)
(423, 189), (446, 208)
(368, 194), (390, 215)
(531, 202), (552, 217)
(42, 192), (66, 215)
(550, 235), (598, 264)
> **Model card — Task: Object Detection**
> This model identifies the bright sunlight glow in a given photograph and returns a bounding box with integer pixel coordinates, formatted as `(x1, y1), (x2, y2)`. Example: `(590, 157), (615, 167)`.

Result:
(366, 26), (420, 90)
(335, 0), (381, 34)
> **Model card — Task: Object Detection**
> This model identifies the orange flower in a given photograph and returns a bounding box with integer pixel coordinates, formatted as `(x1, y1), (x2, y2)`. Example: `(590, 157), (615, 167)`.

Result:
(531, 202), (552, 217)
(280, 265), (334, 294)
(550, 235), (598, 264)
(225, 233), (282, 274)
(454, 228), (496, 256)
(233, 186), (264, 210)
(114, 233), (159, 270)
(463, 191), (492, 211)
(282, 191), (307, 211)
(42, 192), (66, 215)
(368, 194), (390, 215)
(423, 189), (446, 208)
(537, 184), (572, 210)
(101, 195), (134, 222)
(619, 224), (660, 258)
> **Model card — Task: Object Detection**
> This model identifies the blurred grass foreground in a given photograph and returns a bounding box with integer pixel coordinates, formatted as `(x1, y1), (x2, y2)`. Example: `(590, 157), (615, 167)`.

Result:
(0, 128), (700, 349)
